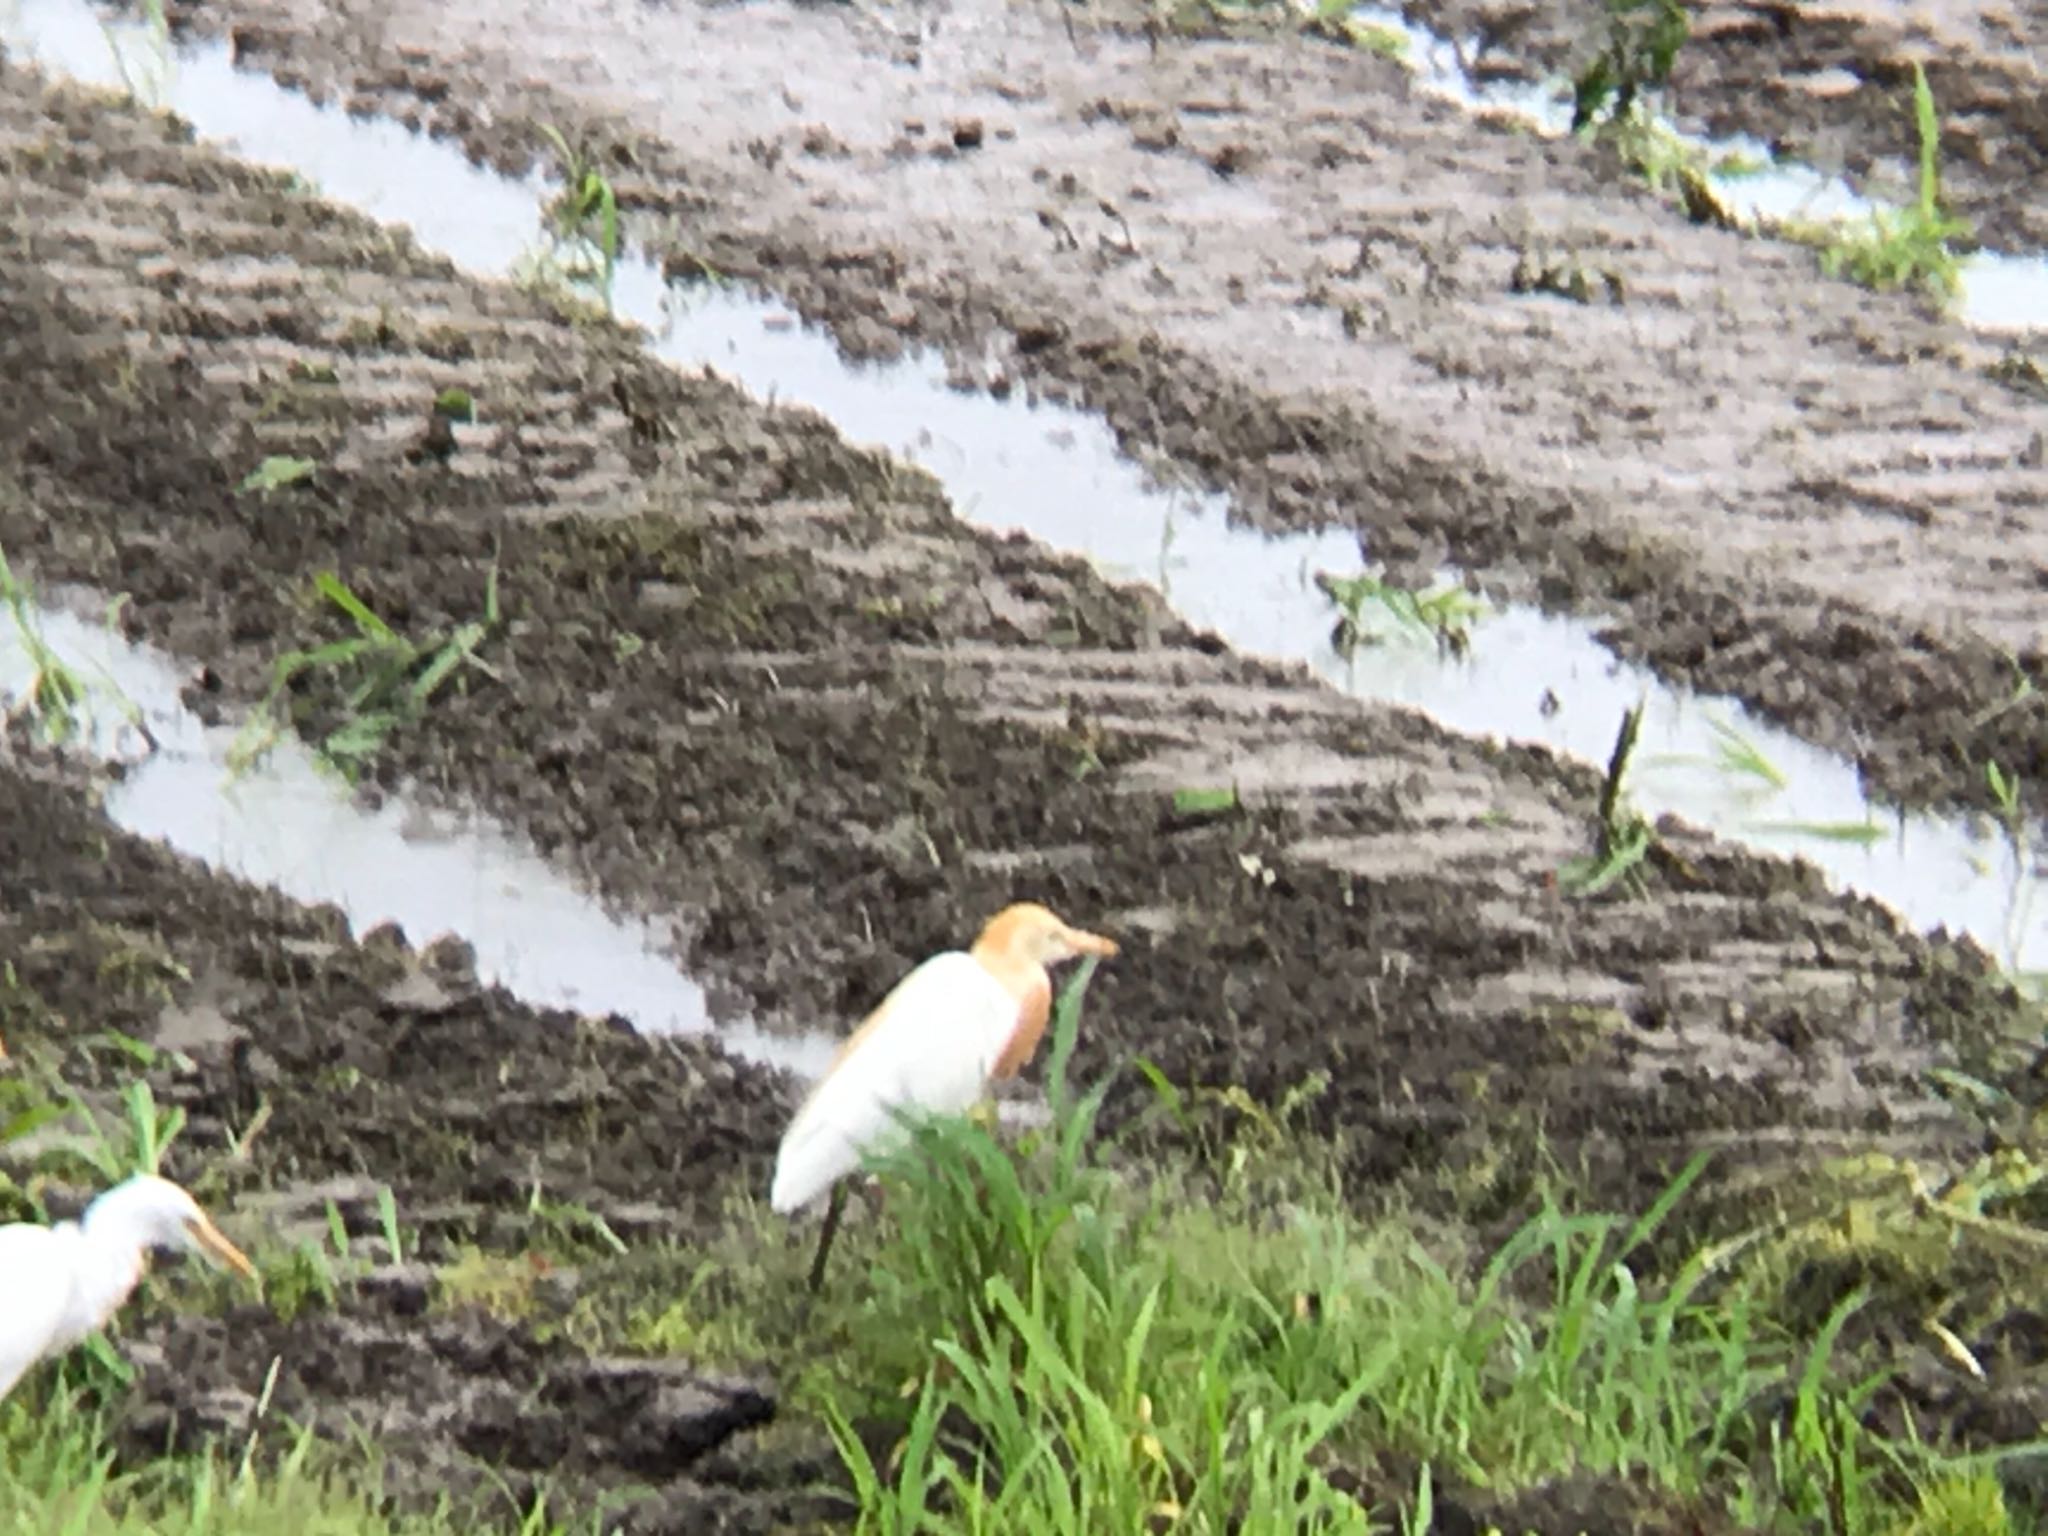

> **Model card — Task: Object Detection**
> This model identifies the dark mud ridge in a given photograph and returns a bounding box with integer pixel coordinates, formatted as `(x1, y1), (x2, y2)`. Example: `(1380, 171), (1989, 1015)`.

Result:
(0, 55), (2042, 1534)
(119, 0), (2048, 826)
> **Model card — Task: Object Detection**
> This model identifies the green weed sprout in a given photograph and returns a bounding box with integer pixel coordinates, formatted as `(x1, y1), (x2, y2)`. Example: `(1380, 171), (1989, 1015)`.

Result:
(0, 549), (152, 753)
(534, 126), (622, 313)
(1316, 567), (1486, 660)
(0, 547), (92, 746)
(231, 567), (500, 782)
(100, 0), (172, 110)
(238, 456), (318, 496)
(1571, 0), (1688, 133)
(1984, 760), (2036, 978)
(1562, 701), (1656, 895)
(1820, 64), (1972, 302)
(0, 1406), (603, 1533)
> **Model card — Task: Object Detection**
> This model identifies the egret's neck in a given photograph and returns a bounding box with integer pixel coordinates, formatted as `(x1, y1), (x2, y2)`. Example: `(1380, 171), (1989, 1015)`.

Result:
(968, 940), (1047, 1005)
(72, 1207), (154, 1338)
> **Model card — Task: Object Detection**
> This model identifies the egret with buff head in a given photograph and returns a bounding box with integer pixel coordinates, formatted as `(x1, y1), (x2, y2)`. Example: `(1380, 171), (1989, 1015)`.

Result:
(0, 1173), (256, 1404)
(771, 901), (1118, 1290)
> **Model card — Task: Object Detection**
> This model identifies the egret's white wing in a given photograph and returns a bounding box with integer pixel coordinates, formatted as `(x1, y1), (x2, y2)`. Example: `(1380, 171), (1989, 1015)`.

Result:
(770, 951), (1017, 1212)
(0, 1224), (81, 1403)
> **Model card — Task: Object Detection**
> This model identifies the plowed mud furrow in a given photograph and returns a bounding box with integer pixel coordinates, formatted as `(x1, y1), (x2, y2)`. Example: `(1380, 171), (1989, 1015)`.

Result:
(1419, 0), (2048, 251)
(2, 63), (2033, 1226)
(1, 83), (657, 522)
(111, 0), (2048, 824)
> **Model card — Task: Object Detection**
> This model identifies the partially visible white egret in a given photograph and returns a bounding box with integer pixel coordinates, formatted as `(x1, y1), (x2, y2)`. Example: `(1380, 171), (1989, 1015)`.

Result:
(0, 1174), (256, 1403)
(771, 901), (1118, 1289)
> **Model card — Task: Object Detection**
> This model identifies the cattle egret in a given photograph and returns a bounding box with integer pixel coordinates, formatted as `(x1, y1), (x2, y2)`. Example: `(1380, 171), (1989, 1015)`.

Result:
(771, 901), (1118, 1290)
(0, 1174), (256, 1404)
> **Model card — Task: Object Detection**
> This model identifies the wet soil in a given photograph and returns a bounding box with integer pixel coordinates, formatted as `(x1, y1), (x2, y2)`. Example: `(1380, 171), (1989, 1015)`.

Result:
(0, 751), (810, 1530)
(1409, 0), (2048, 253)
(2, 58), (2035, 1179)
(110, 0), (2048, 828)
(0, 57), (2044, 1534)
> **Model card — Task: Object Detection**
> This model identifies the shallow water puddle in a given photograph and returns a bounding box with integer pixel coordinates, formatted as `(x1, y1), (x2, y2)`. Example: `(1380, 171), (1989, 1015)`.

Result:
(0, 601), (839, 1078)
(645, 281), (2042, 976)
(2, 0), (2042, 979)
(1343, 4), (2048, 332)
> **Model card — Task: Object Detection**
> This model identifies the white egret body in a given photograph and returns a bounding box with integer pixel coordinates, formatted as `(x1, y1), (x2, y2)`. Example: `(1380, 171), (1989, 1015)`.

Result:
(771, 903), (1117, 1284)
(0, 1174), (255, 1403)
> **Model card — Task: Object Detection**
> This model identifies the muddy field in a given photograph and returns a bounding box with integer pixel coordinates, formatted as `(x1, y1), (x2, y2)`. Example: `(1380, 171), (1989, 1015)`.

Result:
(134, 0), (2048, 826)
(0, 9), (2044, 1532)
(1413, 0), (2048, 251)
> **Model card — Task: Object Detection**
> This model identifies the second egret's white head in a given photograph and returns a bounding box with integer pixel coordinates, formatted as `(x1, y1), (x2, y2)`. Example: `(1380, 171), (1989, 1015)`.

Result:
(84, 1175), (256, 1277)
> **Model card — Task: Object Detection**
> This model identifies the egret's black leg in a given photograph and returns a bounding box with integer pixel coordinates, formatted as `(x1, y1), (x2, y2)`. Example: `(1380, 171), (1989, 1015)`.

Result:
(806, 1181), (849, 1295)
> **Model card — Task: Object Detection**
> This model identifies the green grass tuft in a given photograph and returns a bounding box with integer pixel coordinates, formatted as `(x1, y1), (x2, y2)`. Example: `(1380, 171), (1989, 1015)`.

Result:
(231, 567), (500, 782)
(0, 1393), (594, 1535)
(0, 546), (146, 749)
(237, 456), (318, 497)
(772, 963), (2031, 1532)
(529, 127), (622, 314)
(1315, 567), (1486, 660)
(1571, 0), (1689, 134)
(1817, 65), (1972, 302)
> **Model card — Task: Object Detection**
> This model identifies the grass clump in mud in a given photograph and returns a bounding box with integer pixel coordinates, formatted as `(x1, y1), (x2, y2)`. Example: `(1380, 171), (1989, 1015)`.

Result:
(0, 1394), (590, 1536)
(5, 1036), (376, 1328)
(1314, 567), (1484, 660)
(237, 455), (319, 497)
(616, 968), (2046, 1534)
(0, 545), (145, 750)
(1808, 65), (1972, 303)
(1568, 41), (1968, 302)
(1567, 0), (1759, 231)
(1560, 699), (1659, 896)
(0, 545), (92, 745)
(1981, 760), (2040, 988)
(1298, 1), (1409, 58)
(1570, 0), (1688, 134)
(232, 567), (500, 782)
(98, 0), (173, 112)
(2, 1041), (191, 1213)
(522, 126), (622, 315)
